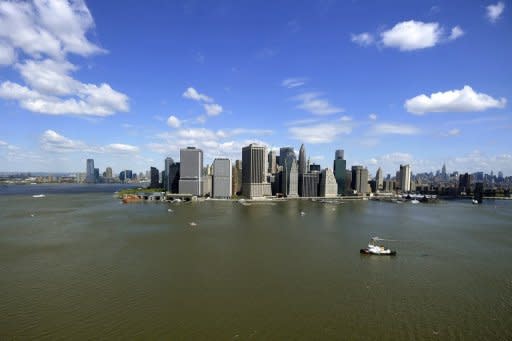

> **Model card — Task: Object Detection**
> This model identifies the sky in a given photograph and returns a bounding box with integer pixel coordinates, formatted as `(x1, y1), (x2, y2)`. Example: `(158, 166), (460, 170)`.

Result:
(0, 0), (511, 176)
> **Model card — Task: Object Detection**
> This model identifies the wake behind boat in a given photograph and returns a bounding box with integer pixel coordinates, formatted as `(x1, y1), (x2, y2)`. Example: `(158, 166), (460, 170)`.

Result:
(360, 237), (396, 256)
(32, 194), (46, 198)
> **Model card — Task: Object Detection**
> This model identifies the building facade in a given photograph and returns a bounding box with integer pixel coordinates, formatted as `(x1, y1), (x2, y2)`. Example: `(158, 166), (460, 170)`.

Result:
(85, 159), (95, 183)
(179, 147), (203, 196)
(242, 144), (271, 198)
(333, 152), (346, 195)
(150, 167), (159, 188)
(319, 168), (337, 197)
(213, 158), (232, 198)
(400, 164), (411, 193)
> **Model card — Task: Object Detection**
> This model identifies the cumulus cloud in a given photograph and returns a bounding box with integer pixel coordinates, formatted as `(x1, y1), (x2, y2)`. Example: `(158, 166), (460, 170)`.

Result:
(371, 123), (420, 135)
(378, 20), (464, 51)
(351, 32), (374, 46)
(405, 85), (506, 114)
(0, 0), (129, 116)
(204, 103), (223, 116)
(167, 115), (181, 128)
(369, 113), (378, 120)
(444, 128), (460, 136)
(282, 77), (307, 88)
(288, 122), (352, 144)
(449, 26), (464, 40)
(293, 92), (344, 115)
(487, 2), (505, 22)
(40, 129), (138, 154)
(182, 87), (212, 102)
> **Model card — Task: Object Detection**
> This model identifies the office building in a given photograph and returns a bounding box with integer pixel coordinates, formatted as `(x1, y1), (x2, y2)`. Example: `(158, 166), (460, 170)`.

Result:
(105, 167), (113, 179)
(333, 150), (346, 195)
(163, 157), (175, 191)
(242, 144), (271, 198)
(301, 172), (320, 197)
(213, 158), (232, 198)
(310, 163), (321, 172)
(319, 168), (337, 197)
(298, 144), (306, 175)
(202, 175), (212, 196)
(150, 167), (159, 188)
(268, 150), (277, 174)
(232, 160), (242, 196)
(85, 159), (95, 183)
(168, 162), (180, 193)
(458, 173), (473, 194)
(282, 159), (299, 197)
(352, 165), (369, 194)
(400, 164), (411, 193)
(376, 167), (383, 191)
(179, 147), (203, 196)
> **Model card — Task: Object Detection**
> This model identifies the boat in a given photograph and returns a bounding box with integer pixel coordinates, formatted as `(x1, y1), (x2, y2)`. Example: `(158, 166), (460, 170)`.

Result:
(411, 199), (420, 204)
(472, 199), (479, 205)
(360, 237), (396, 256)
(32, 194), (46, 198)
(300, 211), (306, 216)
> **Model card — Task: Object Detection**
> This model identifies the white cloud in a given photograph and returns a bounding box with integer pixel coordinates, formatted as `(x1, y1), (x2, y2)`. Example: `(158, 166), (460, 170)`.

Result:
(371, 123), (420, 135)
(204, 103), (223, 116)
(288, 122), (352, 144)
(369, 113), (378, 120)
(182, 87), (212, 102)
(40, 129), (138, 154)
(340, 115), (352, 121)
(293, 92), (344, 115)
(0, 41), (16, 65)
(0, 0), (105, 60)
(0, 140), (8, 146)
(405, 85), (506, 114)
(0, 1), (129, 117)
(381, 20), (443, 51)
(351, 32), (374, 46)
(282, 77), (307, 88)
(487, 2), (505, 22)
(167, 115), (181, 128)
(449, 26), (464, 40)
(446, 128), (460, 136)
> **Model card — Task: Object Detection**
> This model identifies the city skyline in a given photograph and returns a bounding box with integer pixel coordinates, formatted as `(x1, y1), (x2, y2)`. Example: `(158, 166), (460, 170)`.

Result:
(1, 1), (511, 175)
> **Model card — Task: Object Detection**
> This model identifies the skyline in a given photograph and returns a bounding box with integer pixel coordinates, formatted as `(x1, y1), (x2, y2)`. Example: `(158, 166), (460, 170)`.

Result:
(1, 0), (511, 175)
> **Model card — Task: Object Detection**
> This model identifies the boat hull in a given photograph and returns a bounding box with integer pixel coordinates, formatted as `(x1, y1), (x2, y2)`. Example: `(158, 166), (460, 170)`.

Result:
(360, 249), (396, 256)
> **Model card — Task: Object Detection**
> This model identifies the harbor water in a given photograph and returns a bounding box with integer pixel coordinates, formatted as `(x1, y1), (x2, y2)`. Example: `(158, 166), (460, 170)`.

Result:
(1, 185), (511, 339)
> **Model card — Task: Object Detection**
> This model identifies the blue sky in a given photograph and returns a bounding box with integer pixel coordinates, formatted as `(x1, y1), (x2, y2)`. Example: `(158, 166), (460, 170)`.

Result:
(0, 0), (511, 176)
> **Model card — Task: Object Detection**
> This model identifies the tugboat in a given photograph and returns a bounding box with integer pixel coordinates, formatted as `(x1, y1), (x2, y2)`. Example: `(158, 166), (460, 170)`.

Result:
(360, 237), (397, 256)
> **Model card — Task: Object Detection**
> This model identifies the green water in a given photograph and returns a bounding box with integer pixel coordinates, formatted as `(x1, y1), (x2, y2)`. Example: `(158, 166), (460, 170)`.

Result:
(1, 192), (511, 339)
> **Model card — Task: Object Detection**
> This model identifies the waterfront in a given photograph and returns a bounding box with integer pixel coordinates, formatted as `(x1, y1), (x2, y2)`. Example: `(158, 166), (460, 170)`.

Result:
(1, 187), (511, 339)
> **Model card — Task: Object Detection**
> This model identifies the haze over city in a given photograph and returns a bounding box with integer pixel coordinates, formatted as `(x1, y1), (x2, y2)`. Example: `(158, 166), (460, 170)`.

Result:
(0, 0), (510, 175)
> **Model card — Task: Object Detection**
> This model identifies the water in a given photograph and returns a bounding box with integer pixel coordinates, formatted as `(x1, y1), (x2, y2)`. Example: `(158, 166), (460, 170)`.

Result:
(1, 186), (511, 339)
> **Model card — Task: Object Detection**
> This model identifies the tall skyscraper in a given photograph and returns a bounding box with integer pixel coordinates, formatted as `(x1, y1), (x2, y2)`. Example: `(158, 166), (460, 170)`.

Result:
(179, 147), (203, 196)
(150, 167), (159, 188)
(351, 165), (368, 194)
(164, 157), (174, 191)
(105, 167), (113, 178)
(85, 159), (95, 183)
(213, 158), (232, 198)
(400, 164), (411, 193)
(319, 168), (337, 197)
(169, 162), (180, 193)
(333, 150), (346, 195)
(268, 150), (277, 174)
(298, 144), (306, 175)
(279, 147), (296, 168)
(242, 144), (271, 198)
(93, 168), (100, 182)
(376, 167), (383, 191)
(302, 172), (320, 197)
(232, 160), (242, 196)
(282, 159), (298, 197)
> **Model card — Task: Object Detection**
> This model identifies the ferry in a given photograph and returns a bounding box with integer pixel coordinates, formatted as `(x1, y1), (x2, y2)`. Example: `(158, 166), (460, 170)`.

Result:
(360, 237), (396, 256)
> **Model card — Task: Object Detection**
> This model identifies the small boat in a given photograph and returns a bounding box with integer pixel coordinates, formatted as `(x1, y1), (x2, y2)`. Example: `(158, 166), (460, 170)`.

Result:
(472, 199), (479, 205)
(360, 237), (396, 256)
(167, 208), (173, 212)
(32, 194), (46, 198)
(411, 199), (420, 204)
(300, 211), (306, 216)
(189, 222), (197, 227)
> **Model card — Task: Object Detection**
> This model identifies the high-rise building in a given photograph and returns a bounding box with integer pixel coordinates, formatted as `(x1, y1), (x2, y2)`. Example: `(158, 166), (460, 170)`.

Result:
(400, 164), (411, 193)
(164, 157), (175, 191)
(268, 150), (277, 174)
(242, 144), (271, 198)
(202, 175), (212, 197)
(168, 162), (180, 193)
(150, 167), (159, 188)
(335, 149), (344, 160)
(85, 159), (95, 183)
(279, 147), (296, 168)
(232, 160), (242, 196)
(298, 144), (306, 175)
(309, 163), (321, 172)
(351, 165), (368, 194)
(376, 167), (383, 191)
(179, 147), (203, 196)
(333, 150), (346, 195)
(458, 173), (473, 194)
(213, 158), (232, 198)
(282, 159), (298, 197)
(302, 172), (320, 197)
(319, 168), (337, 197)
(105, 167), (113, 179)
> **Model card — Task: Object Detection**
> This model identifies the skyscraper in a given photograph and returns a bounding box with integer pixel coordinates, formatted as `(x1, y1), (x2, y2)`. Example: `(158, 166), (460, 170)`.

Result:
(149, 167), (159, 188)
(400, 164), (411, 193)
(179, 147), (203, 196)
(375, 167), (383, 191)
(85, 159), (95, 183)
(319, 168), (337, 197)
(232, 160), (242, 196)
(301, 172), (320, 197)
(164, 157), (175, 191)
(351, 165), (368, 194)
(105, 167), (113, 179)
(213, 158), (232, 198)
(333, 150), (346, 195)
(298, 144), (306, 175)
(169, 162), (180, 193)
(242, 144), (271, 198)
(279, 147), (298, 197)
(268, 150), (277, 174)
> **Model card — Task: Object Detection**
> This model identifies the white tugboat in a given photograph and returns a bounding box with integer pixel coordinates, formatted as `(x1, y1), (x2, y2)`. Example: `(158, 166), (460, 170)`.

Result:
(360, 237), (396, 256)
